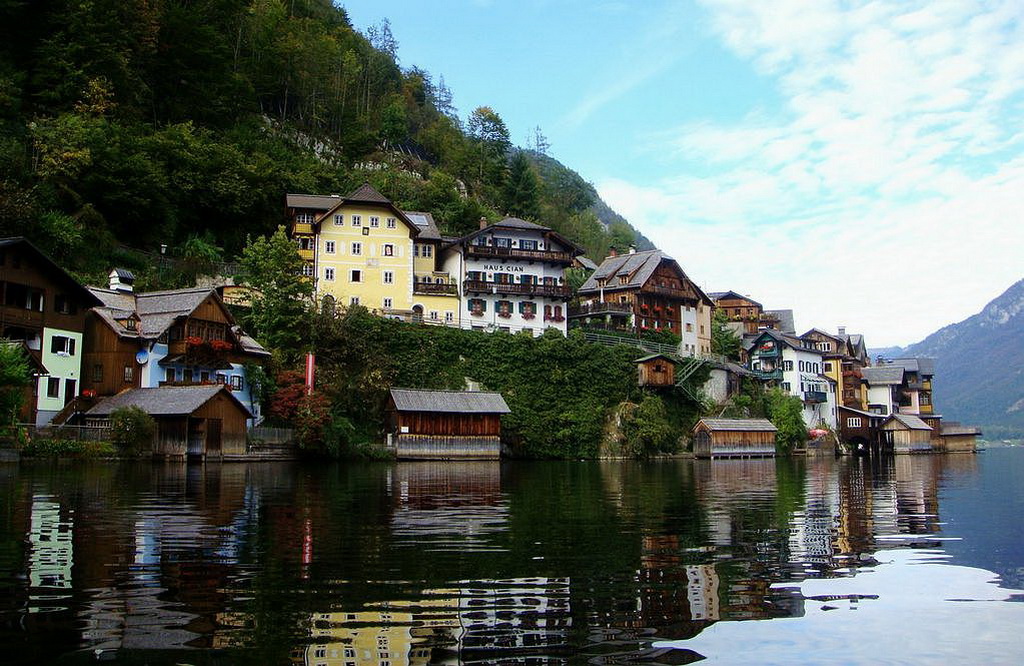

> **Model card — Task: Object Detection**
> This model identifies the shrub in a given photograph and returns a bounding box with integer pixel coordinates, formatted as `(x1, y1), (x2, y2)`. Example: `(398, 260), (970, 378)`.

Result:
(21, 438), (116, 458)
(620, 394), (676, 458)
(109, 406), (156, 455)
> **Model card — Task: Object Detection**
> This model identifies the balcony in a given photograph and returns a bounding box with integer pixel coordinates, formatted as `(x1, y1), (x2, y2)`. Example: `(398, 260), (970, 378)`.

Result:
(298, 248), (314, 261)
(640, 284), (695, 301)
(804, 390), (828, 404)
(753, 369), (783, 381)
(465, 244), (572, 264)
(843, 368), (863, 379)
(293, 222), (314, 235)
(413, 281), (457, 295)
(569, 302), (633, 318)
(463, 279), (573, 299)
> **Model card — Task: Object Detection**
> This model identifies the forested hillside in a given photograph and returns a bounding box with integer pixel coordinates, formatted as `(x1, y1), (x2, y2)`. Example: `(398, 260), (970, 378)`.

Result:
(0, 0), (644, 288)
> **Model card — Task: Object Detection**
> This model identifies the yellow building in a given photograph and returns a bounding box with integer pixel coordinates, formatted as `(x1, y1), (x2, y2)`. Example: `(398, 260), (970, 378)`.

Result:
(287, 185), (459, 322)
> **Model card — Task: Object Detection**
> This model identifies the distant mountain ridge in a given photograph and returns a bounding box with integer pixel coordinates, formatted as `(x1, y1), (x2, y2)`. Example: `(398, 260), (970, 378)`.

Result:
(874, 279), (1024, 438)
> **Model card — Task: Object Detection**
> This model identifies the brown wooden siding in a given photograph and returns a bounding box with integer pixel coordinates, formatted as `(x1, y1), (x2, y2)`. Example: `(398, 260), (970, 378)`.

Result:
(693, 426), (776, 458)
(395, 411), (501, 437)
(80, 313), (140, 396)
(637, 359), (675, 387)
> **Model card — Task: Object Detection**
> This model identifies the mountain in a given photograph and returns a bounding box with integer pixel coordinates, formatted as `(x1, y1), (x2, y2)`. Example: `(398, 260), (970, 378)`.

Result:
(883, 279), (1024, 438)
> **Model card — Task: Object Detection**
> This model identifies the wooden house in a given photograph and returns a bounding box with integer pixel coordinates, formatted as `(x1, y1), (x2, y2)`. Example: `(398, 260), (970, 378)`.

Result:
(85, 385), (251, 460)
(386, 388), (511, 459)
(0, 237), (102, 425)
(574, 249), (713, 356)
(634, 353), (676, 387)
(81, 277), (268, 424)
(880, 414), (933, 454)
(934, 423), (981, 453)
(837, 405), (885, 455)
(707, 291), (775, 335)
(692, 418), (778, 459)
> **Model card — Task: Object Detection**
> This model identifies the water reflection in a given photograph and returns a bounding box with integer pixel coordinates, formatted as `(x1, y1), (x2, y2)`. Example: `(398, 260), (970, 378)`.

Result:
(0, 452), (1019, 664)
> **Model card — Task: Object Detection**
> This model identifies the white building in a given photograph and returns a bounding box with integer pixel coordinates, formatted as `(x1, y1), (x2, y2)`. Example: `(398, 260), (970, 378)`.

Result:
(747, 330), (837, 429)
(861, 366), (905, 416)
(441, 218), (582, 336)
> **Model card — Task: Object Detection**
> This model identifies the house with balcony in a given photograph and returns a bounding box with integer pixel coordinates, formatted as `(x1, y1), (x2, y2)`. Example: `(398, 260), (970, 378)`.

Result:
(573, 249), (713, 355)
(0, 237), (102, 425)
(837, 327), (871, 409)
(287, 185), (460, 325)
(708, 291), (784, 336)
(441, 217), (583, 336)
(81, 271), (269, 425)
(877, 357), (935, 415)
(860, 365), (904, 416)
(746, 329), (837, 429)
(801, 328), (849, 409)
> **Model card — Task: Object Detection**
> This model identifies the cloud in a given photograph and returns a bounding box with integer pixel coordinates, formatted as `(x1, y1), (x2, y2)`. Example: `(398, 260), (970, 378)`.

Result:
(599, 0), (1024, 346)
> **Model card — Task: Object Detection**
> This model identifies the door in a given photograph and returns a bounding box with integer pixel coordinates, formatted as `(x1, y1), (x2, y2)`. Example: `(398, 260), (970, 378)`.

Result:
(187, 419), (205, 457)
(207, 418), (222, 454)
(63, 379), (77, 407)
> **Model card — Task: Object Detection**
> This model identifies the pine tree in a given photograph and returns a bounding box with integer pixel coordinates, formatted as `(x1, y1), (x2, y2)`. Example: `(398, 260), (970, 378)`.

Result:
(503, 151), (541, 220)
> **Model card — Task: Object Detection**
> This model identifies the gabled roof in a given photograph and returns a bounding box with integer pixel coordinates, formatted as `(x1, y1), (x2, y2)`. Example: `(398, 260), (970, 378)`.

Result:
(884, 414), (932, 431)
(576, 256), (599, 271)
(286, 193), (343, 211)
(315, 183), (420, 237)
(86, 385), (251, 418)
(457, 217), (583, 255)
(838, 405), (882, 418)
(708, 290), (762, 307)
(0, 237), (103, 307)
(800, 328), (842, 343)
(884, 357), (936, 376)
(634, 353), (675, 363)
(578, 249), (700, 297)
(695, 418), (778, 433)
(765, 309), (796, 334)
(402, 211), (443, 241)
(750, 328), (822, 355)
(862, 366), (905, 385)
(389, 388), (511, 414)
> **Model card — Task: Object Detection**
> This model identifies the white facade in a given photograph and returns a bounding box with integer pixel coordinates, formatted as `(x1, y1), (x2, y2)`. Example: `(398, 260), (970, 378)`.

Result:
(866, 383), (898, 415)
(443, 224), (574, 337)
(36, 327), (84, 426)
(750, 334), (837, 430)
(680, 304), (699, 356)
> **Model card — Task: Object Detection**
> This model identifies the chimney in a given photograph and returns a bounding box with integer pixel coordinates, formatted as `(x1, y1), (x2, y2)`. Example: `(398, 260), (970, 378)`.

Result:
(108, 268), (135, 293)
(479, 216), (488, 230)
(628, 245), (636, 254)
(609, 247), (617, 257)
(838, 326), (846, 336)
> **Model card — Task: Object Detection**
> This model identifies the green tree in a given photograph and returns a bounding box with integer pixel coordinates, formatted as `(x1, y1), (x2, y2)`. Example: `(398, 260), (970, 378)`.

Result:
(109, 405), (156, 456)
(620, 394), (676, 458)
(466, 105), (510, 186)
(502, 151), (540, 220)
(240, 226), (314, 356)
(711, 308), (742, 360)
(0, 342), (31, 426)
(765, 388), (806, 454)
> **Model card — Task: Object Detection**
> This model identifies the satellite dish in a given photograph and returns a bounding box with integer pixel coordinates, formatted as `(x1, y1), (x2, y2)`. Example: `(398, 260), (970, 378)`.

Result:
(135, 349), (149, 365)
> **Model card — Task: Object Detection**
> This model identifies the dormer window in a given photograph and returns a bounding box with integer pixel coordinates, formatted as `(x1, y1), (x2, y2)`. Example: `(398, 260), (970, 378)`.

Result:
(295, 212), (314, 224)
(619, 276), (628, 285)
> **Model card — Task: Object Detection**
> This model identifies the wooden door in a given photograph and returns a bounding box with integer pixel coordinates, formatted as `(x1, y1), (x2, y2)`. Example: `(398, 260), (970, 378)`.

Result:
(207, 418), (222, 453)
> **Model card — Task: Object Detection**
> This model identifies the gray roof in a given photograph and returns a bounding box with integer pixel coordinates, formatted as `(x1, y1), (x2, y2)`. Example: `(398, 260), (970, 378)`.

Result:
(766, 309), (795, 333)
(695, 418), (778, 433)
(576, 256), (599, 271)
(135, 287), (216, 337)
(885, 414), (932, 431)
(885, 357), (935, 376)
(403, 211), (443, 241)
(344, 182), (392, 204)
(753, 328), (820, 354)
(112, 268), (135, 281)
(579, 249), (701, 297)
(634, 353), (675, 363)
(838, 405), (880, 418)
(940, 425), (981, 436)
(457, 217), (582, 255)
(390, 388), (511, 414)
(86, 385), (251, 417)
(862, 366), (905, 385)
(708, 290), (762, 307)
(286, 193), (343, 210)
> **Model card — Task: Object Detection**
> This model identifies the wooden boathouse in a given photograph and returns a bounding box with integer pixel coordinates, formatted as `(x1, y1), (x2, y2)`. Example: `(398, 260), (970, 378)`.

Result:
(85, 385), (251, 460)
(692, 418), (778, 459)
(634, 353), (676, 387)
(880, 413), (933, 454)
(386, 388), (511, 460)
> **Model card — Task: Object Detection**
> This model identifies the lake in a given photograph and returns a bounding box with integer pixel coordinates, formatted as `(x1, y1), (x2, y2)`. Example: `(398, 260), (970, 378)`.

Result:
(2, 449), (1023, 664)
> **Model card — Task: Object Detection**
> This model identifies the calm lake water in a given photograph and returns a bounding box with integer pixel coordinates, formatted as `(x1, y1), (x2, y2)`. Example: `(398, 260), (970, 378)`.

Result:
(2, 449), (1023, 665)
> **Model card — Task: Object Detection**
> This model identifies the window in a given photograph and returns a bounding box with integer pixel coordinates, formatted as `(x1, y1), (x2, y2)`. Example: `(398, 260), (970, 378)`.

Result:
(325, 240), (335, 254)
(351, 214), (361, 227)
(296, 212), (314, 224)
(847, 417), (862, 428)
(383, 244), (394, 256)
(50, 335), (76, 356)
(165, 368), (176, 382)
(386, 217), (396, 228)
(685, 323), (693, 332)
(519, 239), (538, 250)
(383, 297), (393, 308)
(123, 365), (134, 383)
(54, 294), (77, 315)
(495, 237), (511, 248)
(413, 244), (419, 257)
(46, 377), (60, 398)
(445, 311), (454, 323)
(421, 244), (433, 258)
(362, 227), (369, 235)
(369, 216), (380, 228)
(350, 269), (361, 282)
(216, 373), (228, 385)
(350, 296), (360, 306)
(468, 298), (486, 314)
(231, 375), (243, 390)
(301, 264), (314, 277)
(429, 310), (439, 321)
(383, 271), (393, 284)
(324, 267), (335, 281)
(333, 213), (343, 225)
(351, 242), (362, 255)
(298, 236), (314, 250)
(799, 360), (805, 372)
(824, 362), (833, 372)
(781, 382), (791, 391)
(92, 364), (103, 382)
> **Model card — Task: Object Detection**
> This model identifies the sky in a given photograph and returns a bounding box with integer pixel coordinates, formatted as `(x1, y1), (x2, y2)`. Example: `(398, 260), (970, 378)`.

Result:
(341, 0), (1024, 347)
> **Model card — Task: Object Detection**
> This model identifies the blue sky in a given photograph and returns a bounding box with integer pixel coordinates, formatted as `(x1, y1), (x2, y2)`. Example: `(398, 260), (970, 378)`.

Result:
(342, 0), (1024, 347)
